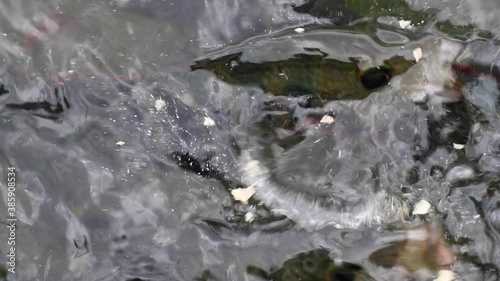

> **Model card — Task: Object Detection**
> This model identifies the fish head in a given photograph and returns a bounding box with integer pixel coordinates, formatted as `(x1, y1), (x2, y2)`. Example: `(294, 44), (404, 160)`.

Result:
(395, 39), (464, 105)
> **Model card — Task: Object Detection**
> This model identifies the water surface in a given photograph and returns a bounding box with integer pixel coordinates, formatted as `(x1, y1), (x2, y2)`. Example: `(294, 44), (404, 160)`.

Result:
(0, 0), (500, 280)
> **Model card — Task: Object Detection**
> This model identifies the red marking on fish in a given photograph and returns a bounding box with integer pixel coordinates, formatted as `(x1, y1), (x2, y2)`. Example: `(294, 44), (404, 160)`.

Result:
(451, 63), (475, 74)
(452, 63), (500, 82)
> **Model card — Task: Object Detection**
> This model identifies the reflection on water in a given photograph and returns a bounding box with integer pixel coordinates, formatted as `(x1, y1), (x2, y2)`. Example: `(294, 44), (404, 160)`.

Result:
(0, 0), (500, 280)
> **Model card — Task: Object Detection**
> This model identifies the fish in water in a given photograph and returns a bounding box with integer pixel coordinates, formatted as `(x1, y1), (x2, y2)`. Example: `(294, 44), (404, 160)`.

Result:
(236, 38), (469, 230)
(291, 0), (433, 28)
(191, 50), (414, 101)
(369, 221), (455, 278)
(291, 0), (362, 25)
(392, 39), (465, 105)
(259, 222), (454, 280)
(266, 248), (375, 281)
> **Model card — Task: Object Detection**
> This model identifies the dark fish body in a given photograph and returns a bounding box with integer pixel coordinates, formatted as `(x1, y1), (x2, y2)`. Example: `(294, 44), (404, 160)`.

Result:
(292, 0), (361, 24)
(269, 249), (375, 281)
(191, 52), (414, 101)
(293, 0), (433, 26)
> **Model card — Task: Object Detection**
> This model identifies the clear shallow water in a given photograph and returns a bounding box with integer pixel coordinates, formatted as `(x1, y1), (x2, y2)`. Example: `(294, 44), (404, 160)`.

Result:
(0, 0), (500, 280)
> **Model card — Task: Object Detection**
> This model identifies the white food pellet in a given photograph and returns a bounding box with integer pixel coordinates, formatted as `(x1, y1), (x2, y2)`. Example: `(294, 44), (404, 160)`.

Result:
(320, 115), (335, 124)
(116, 141), (125, 146)
(294, 27), (305, 33)
(231, 187), (256, 204)
(413, 199), (431, 215)
(203, 117), (216, 127)
(399, 20), (412, 29)
(413, 47), (423, 63)
(154, 99), (166, 111)
(453, 143), (465, 150)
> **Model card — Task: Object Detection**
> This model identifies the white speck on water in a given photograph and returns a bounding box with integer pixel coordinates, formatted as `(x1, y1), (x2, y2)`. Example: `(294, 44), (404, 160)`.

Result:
(116, 141), (125, 146)
(320, 115), (335, 124)
(413, 47), (423, 62)
(155, 99), (166, 111)
(294, 27), (305, 33)
(399, 20), (412, 29)
(231, 186), (256, 204)
(203, 117), (216, 126)
(278, 72), (289, 80)
(412, 199), (431, 215)
(453, 143), (465, 150)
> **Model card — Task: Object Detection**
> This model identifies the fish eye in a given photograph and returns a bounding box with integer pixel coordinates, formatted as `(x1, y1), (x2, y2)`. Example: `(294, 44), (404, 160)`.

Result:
(330, 271), (356, 281)
(360, 66), (392, 90)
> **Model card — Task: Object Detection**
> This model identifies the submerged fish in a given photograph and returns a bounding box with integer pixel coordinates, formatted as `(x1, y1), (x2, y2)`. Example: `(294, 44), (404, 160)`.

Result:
(191, 51), (414, 101)
(4, 37), (489, 234)
(237, 38), (468, 230)
(268, 249), (375, 281)
(292, 0), (433, 27)
(293, 0), (476, 41)
(262, 223), (454, 280)
(291, 0), (362, 25)
(369, 222), (455, 275)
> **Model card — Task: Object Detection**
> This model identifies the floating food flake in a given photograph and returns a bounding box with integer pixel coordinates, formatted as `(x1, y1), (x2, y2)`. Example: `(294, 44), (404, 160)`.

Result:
(294, 27), (305, 33)
(412, 199), (431, 215)
(320, 115), (335, 124)
(399, 20), (412, 29)
(203, 117), (216, 127)
(413, 47), (423, 63)
(231, 186), (256, 204)
(452, 143), (465, 150)
(116, 141), (125, 146)
(154, 99), (166, 111)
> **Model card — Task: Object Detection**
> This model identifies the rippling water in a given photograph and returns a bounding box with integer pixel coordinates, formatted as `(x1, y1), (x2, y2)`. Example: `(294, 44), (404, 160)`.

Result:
(1, 0), (500, 280)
